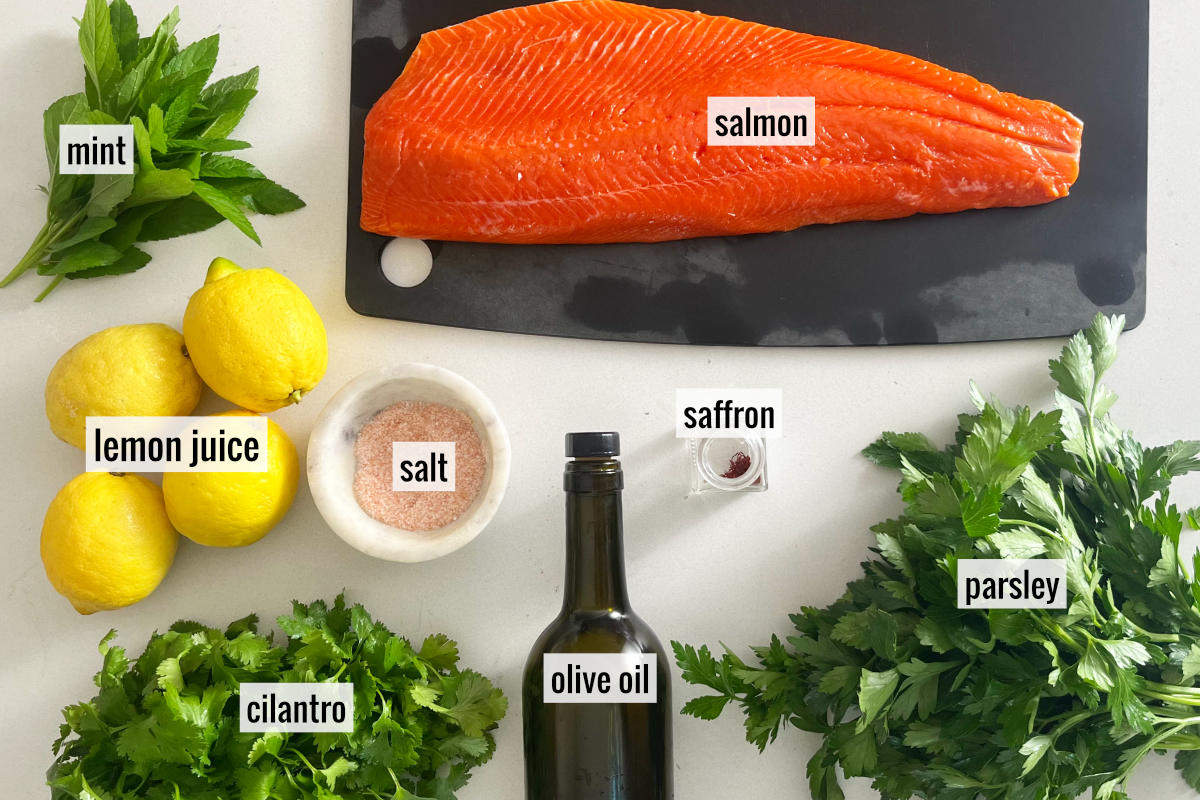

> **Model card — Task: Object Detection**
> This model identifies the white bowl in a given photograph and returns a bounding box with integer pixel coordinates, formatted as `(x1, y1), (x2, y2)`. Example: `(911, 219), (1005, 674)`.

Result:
(307, 364), (510, 562)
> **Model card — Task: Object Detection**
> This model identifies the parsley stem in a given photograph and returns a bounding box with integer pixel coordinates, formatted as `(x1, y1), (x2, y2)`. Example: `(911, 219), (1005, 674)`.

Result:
(999, 519), (1059, 539)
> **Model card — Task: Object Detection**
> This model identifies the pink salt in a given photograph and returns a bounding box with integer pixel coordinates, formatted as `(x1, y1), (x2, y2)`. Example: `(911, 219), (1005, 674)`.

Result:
(353, 401), (486, 531)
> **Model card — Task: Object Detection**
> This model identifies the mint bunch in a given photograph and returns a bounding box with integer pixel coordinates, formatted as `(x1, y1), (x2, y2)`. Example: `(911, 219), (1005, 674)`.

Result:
(48, 596), (507, 799)
(3, 0), (304, 301)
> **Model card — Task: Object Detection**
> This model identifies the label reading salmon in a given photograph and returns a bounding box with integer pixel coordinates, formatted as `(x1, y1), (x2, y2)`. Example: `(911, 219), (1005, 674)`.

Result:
(707, 97), (815, 146)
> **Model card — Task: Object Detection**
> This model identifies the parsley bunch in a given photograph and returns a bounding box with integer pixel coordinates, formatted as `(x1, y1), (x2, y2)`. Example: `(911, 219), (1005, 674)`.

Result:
(48, 596), (507, 800)
(2, 0), (304, 301)
(675, 314), (1200, 800)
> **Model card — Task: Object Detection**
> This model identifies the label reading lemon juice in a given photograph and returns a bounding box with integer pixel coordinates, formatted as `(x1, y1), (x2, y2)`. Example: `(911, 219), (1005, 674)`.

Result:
(86, 416), (267, 472)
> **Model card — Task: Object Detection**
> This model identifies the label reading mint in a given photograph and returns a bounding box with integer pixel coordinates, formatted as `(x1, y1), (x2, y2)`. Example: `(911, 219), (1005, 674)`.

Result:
(957, 559), (1067, 609)
(543, 653), (657, 704)
(239, 683), (354, 732)
(676, 388), (782, 439)
(707, 97), (815, 146)
(86, 416), (267, 472)
(59, 125), (135, 174)
(392, 442), (455, 491)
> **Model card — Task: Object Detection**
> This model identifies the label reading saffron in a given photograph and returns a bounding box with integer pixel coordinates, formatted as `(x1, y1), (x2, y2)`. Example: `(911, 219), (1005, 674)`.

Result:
(676, 388), (782, 438)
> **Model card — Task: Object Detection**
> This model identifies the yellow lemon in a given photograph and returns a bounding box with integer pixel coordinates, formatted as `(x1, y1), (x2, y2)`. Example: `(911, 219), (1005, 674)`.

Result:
(45, 323), (203, 449)
(41, 472), (179, 615)
(183, 258), (327, 413)
(162, 411), (299, 547)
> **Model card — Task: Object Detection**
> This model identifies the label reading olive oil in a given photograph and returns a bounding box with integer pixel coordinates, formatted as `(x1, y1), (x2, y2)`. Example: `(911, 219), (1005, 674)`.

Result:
(543, 654), (657, 703)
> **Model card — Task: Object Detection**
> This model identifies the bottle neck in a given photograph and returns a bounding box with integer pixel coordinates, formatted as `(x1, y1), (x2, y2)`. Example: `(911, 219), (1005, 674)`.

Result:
(562, 460), (629, 613)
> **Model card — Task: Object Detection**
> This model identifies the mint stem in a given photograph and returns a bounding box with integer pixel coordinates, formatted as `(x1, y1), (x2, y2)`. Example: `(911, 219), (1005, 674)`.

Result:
(0, 220), (55, 288)
(35, 276), (64, 302)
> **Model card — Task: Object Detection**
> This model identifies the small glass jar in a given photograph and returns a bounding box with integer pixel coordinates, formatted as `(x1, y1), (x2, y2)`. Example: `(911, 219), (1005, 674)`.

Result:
(688, 436), (768, 494)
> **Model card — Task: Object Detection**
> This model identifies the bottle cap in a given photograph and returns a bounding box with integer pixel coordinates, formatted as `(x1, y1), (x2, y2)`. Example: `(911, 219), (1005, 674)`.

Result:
(565, 432), (620, 458)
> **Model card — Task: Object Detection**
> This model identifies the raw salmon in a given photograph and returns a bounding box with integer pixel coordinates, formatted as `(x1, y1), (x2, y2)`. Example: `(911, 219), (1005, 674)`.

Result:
(361, 0), (1083, 243)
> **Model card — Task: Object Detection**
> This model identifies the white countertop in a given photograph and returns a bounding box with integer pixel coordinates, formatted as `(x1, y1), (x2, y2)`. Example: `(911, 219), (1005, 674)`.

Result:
(1, 2), (1197, 797)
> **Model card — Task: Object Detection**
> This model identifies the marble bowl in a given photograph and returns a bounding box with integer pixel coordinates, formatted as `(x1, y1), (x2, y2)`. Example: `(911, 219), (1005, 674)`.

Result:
(307, 363), (510, 562)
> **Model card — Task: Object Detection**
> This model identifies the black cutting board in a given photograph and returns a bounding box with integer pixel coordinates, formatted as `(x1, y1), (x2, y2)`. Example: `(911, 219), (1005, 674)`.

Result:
(346, 0), (1147, 346)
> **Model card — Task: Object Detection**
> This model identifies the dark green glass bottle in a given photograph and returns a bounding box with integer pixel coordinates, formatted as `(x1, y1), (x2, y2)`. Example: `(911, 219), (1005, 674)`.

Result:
(523, 432), (673, 800)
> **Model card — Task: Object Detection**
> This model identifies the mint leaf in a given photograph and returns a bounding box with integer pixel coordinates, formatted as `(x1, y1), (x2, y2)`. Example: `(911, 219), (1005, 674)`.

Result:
(125, 168), (194, 207)
(109, 0), (139, 67)
(200, 154), (264, 179)
(192, 180), (260, 244)
(135, 195), (223, 241)
(47, 217), (116, 252)
(87, 172), (135, 217)
(79, 0), (121, 111)
(40, 241), (123, 275)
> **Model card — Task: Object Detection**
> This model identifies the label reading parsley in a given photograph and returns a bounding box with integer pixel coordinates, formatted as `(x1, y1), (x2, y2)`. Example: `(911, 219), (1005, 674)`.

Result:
(957, 559), (1066, 609)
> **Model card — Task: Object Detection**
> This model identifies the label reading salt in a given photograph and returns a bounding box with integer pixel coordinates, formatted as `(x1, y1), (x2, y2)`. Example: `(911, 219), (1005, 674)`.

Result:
(86, 416), (267, 472)
(239, 682), (354, 733)
(676, 388), (782, 438)
(543, 654), (657, 704)
(392, 442), (456, 491)
(707, 97), (815, 146)
(957, 559), (1067, 609)
(59, 124), (135, 174)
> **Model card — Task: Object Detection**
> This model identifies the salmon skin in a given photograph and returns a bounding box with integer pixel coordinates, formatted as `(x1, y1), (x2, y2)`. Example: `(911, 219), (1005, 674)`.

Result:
(361, 0), (1083, 244)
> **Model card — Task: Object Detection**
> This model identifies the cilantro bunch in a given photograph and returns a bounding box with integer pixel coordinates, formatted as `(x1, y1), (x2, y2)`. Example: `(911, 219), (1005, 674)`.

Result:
(675, 314), (1200, 800)
(48, 596), (507, 800)
(2, 0), (304, 301)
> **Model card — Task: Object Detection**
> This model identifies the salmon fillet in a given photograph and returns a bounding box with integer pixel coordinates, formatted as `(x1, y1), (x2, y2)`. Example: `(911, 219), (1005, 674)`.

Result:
(361, 0), (1083, 244)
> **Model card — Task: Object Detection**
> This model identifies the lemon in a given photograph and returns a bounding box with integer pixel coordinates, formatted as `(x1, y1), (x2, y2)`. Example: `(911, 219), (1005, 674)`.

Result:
(45, 323), (203, 450)
(41, 472), (179, 614)
(162, 411), (299, 547)
(183, 258), (327, 413)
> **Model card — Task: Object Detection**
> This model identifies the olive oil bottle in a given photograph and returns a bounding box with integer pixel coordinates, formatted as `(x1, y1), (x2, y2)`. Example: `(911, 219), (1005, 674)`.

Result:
(523, 432), (672, 800)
